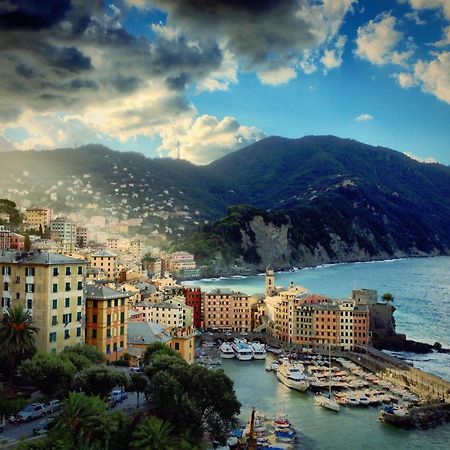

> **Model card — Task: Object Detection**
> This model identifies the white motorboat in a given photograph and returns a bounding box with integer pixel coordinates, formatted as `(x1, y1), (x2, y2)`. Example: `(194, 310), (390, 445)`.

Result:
(277, 359), (310, 392)
(358, 395), (370, 406)
(231, 339), (253, 361)
(219, 342), (235, 359)
(314, 345), (340, 413)
(271, 361), (280, 372)
(250, 342), (267, 360)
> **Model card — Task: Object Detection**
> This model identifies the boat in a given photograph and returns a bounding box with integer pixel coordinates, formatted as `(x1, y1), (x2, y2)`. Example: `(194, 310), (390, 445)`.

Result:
(218, 342), (235, 359)
(267, 346), (283, 355)
(277, 358), (310, 392)
(271, 361), (280, 371)
(250, 341), (267, 360)
(314, 345), (340, 412)
(231, 339), (253, 361)
(273, 413), (291, 429)
(358, 395), (370, 406)
(346, 395), (360, 406)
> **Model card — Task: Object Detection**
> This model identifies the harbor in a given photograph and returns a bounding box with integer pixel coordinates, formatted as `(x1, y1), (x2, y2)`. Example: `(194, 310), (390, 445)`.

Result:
(196, 338), (450, 449)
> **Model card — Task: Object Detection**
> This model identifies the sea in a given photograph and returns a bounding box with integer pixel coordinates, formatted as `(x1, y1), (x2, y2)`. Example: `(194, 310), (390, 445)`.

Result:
(186, 256), (450, 449)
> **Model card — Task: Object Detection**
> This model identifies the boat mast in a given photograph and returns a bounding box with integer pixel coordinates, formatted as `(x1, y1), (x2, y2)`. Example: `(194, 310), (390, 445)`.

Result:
(328, 343), (332, 399)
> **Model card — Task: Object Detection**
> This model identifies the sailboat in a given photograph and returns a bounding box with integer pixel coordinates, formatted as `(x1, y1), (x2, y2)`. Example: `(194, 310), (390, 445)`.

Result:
(314, 344), (340, 412)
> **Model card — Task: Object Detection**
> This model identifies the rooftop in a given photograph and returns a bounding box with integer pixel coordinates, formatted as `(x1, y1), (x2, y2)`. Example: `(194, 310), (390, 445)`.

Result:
(127, 321), (171, 345)
(0, 250), (86, 265)
(91, 250), (117, 257)
(85, 283), (130, 300)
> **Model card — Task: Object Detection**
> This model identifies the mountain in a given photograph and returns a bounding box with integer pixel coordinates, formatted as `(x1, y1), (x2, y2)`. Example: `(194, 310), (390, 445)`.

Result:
(1, 136), (449, 270)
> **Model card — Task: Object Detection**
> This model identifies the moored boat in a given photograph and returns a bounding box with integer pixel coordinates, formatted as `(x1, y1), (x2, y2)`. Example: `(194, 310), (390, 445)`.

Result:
(231, 339), (253, 360)
(219, 342), (235, 359)
(250, 341), (267, 360)
(277, 358), (310, 392)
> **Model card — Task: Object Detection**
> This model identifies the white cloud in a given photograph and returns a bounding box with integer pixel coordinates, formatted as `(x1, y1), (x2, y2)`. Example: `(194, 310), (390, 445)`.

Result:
(355, 13), (413, 67)
(396, 72), (416, 88)
(258, 67), (297, 86)
(404, 11), (426, 26)
(355, 113), (374, 122)
(404, 152), (438, 164)
(158, 114), (265, 164)
(400, 0), (450, 21)
(434, 25), (450, 47)
(321, 35), (347, 71)
(413, 51), (450, 104)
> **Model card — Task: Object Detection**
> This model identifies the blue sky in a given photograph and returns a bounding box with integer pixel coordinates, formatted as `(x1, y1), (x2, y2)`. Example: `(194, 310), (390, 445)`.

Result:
(0, 0), (449, 164)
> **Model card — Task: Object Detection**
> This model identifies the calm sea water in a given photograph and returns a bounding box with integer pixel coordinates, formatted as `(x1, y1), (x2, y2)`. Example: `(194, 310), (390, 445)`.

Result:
(189, 257), (450, 449)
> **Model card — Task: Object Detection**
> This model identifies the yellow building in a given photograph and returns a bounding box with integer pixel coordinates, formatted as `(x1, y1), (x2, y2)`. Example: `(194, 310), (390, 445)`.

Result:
(24, 207), (51, 231)
(85, 284), (129, 363)
(90, 250), (117, 281)
(127, 321), (195, 364)
(0, 250), (86, 352)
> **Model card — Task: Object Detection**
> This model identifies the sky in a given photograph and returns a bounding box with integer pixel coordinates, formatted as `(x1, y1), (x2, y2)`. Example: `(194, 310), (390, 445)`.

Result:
(0, 0), (449, 165)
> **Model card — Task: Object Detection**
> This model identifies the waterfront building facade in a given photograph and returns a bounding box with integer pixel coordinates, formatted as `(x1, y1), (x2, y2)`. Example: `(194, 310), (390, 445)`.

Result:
(184, 286), (202, 328)
(0, 251), (86, 352)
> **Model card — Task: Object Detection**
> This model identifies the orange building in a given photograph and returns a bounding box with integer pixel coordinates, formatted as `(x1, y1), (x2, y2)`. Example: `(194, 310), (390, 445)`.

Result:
(85, 284), (129, 363)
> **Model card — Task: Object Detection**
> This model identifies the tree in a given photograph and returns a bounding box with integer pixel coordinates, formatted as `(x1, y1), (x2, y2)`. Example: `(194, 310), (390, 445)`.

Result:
(127, 373), (148, 408)
(20, 352), (77, 399)
(53, 392), (112, 450)
(74, 366), (128, 398)
(382, 292), (394, 303)
(142, 342), (178, 366)
(62, 344), (104, 365)
(130, 416), (187, 450)
(0, 305), (38, 384)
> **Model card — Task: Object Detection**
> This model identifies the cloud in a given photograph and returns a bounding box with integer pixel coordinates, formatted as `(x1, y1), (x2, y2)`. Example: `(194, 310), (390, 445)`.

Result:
(404, 152), (438, 164)
(434, 25), (450, 47)
(413, 51), (450, 104)
(321, 35), (347, 71)
(404, 11), (426, 26)
(258, 67), (297, 86)
(158, 115), (265, 164)
(355, 113), (374, 122)
(400, 0), (450, 21)
(395, 72), (416, 88)
(355, 13), (413, 67)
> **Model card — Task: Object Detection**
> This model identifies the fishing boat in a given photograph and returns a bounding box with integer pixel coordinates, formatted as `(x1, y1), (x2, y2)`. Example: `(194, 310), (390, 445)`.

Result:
(219, 342), (235, 359)
(277, 358), (310, 392)
(314, 345), (340, 412)
(231, 339), (253, 361)
(250, 341), (267, 360)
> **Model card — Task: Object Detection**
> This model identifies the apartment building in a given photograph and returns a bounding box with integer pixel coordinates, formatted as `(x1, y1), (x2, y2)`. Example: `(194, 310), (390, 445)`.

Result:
(85, 284), (129, 363)
(184, 287), (202, 329)
(76, 226), (88, 248)
(203, 288), (258, 332)
(130, 299), (191, 328)
(24, 207), (51, 231)
(50, 216), (77, 251)
(0, 251), (86, 352)
(0, 226), (10, 250)
(90, 250), (117, 281)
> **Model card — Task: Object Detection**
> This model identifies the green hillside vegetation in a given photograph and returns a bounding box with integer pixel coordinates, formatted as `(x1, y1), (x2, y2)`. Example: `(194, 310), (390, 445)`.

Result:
(0, 198), (22, 226)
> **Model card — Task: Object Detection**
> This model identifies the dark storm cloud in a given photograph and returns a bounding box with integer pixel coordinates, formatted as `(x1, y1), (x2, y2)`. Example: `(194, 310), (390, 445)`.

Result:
(0, 0), (71, 31)
(149, 0), (319, 68)
(0, 0), (224, 121)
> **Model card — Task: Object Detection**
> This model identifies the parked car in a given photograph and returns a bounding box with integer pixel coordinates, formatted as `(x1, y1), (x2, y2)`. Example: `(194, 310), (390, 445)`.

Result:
(44, 400), (62, 414)
(130, 367), (142, 373)
(16, 403), (46, 422)
(33, 416), (58, 435)
(111, 389), (128, 403)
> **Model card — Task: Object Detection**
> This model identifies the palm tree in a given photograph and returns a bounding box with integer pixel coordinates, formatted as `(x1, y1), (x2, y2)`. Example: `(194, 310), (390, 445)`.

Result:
(382, 292), (394, 303)
(0, 305), (38, 383)
(55, 392), (108, 450)
(131, 417), (186, 450)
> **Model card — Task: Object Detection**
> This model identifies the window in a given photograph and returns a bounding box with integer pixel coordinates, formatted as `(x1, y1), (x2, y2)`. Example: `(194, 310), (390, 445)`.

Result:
(25, 267), (35, 276)
(121, 299), (125, 306)
(27, 299), (32, 309)
(107, 314), (111, 326)
(53, 267), (59, 277)
(64, 330), (70, 340)
(174, 342), (180, 351)
(77, 266), (83, 275)
(93, 314), (97, 323)
(3, 282), (9, 291)
(77, 296), (82, 306)
(77, 281), (82, 290)
(52, 299), (58, 309)
(120, 340), (124, 348)
(76, 327), (81, 337)
(106, 344), (110, 354)
(120, 325), (124, 335)
(52, 315), (58, 326)
(92, 329), (97, 339)
(65, 298), (70, 307)
(65, 282), (71, 292)
(120, 312), (125, 324)
(65, 267), (71, 276)
(2, 266), (11, 275)
(25, 283), (34, 293)
(1, 297), (11, 307)
(63, 313), (72, 324)
(114, 299), (118, 307)
(49, 332), (57, 343)
(113, 342), (117, 351)
(77, 311), (82, 321)
(52, 283), (58, 293)
(107, 300), (111, 308)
